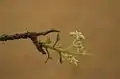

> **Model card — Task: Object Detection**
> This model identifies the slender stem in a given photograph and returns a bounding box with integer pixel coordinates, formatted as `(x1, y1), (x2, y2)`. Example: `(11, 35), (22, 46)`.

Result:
(42, 43), (85, 55)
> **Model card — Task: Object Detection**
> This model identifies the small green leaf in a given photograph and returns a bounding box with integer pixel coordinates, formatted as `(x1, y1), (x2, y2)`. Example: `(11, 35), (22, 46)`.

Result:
(45, 36), (52, 44)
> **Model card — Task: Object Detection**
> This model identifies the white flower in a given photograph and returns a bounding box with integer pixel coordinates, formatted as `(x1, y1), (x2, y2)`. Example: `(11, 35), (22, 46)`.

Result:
(70, 30), (86, 54)
(61, 53), (79, 66)
(69, 56), (79, 66)
(69, 30), (85, 40)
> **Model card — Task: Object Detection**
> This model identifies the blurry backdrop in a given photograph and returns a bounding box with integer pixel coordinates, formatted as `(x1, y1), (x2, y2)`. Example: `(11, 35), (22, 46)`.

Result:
(0, 0), (120, 79)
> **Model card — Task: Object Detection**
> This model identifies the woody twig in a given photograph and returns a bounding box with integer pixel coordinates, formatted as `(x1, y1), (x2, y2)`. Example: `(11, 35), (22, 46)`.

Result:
(0, 29), (60, 61)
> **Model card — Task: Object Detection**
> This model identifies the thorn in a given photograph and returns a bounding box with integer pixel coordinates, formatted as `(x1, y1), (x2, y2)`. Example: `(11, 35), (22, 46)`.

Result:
(45, 48), (52, 63)
(53, 33), (60, 47)
(58, 52), (63, 64)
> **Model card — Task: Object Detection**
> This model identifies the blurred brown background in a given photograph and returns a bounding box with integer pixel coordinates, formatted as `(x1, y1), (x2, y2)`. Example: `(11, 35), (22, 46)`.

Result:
(0, 0), (120, 79)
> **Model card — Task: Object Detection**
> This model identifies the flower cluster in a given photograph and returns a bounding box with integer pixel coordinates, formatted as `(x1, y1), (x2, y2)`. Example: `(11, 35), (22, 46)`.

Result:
(70, 30), (86, 55)
(61, 52), (79, 66)
(61, 30), (87, 66)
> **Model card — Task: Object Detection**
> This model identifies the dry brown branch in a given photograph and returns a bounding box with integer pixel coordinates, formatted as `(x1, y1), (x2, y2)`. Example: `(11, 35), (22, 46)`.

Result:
(0, 29), (60, 41)
(0, 28), (60, 55)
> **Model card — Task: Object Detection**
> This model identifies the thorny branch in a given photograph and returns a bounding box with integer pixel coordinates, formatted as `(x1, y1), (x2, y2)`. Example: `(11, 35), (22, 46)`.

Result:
(0, 29), (60, 61)
(0, 29), (88, 66)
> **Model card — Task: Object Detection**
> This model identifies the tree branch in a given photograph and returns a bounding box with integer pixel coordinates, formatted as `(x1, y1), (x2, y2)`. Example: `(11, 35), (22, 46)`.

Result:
(0, 28), (60, 41)
(0, 29), (60, 55)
